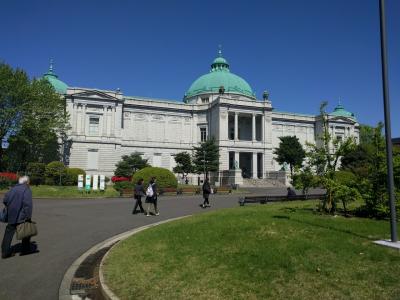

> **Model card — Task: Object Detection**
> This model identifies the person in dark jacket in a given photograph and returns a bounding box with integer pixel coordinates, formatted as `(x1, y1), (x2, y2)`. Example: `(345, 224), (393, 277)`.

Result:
(132, 178), (145, 214)
(202, 178), (211, 208)
(1, 176), (35, 258)
(146, 177), (159, 216)
(287, 187), (296, 197)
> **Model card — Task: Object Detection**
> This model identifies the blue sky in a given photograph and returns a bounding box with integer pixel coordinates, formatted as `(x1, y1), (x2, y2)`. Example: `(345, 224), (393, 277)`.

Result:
(1, 0), (399, 136)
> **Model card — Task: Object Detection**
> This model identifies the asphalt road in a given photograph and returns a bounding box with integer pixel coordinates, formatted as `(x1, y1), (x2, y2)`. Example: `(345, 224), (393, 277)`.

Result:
(0, 187), (320, 300)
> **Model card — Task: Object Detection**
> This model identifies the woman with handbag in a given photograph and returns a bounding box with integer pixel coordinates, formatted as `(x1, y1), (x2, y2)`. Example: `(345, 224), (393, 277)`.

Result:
(1, 176), (38, 259)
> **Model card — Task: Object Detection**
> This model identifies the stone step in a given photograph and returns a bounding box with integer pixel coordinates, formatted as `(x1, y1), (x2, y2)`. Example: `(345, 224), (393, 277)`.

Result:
(241, 178), (286, 188)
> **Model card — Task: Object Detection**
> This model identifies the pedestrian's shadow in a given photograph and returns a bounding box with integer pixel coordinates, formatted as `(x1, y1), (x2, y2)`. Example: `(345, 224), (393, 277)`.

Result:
(11, 241), (39, 256)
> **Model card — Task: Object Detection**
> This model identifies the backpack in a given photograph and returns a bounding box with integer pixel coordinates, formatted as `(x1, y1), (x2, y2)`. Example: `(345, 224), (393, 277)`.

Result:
(146, 184), (154, 197)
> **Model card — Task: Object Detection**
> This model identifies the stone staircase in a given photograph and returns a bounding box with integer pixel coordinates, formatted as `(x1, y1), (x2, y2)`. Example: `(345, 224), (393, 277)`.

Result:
(241, 178), (287, 188)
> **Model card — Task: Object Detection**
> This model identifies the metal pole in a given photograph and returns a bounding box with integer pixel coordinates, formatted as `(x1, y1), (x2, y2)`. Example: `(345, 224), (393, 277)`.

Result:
(379, 0), (397, 242)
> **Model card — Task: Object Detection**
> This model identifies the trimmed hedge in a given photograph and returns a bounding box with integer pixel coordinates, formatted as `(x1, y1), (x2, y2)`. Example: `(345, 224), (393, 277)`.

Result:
(64, 168), (86, 186)
(132, 167), (177, 189)
(27, 162), (46, 186)
(45, 161), (66, 185)
(114, 181), (134, 192)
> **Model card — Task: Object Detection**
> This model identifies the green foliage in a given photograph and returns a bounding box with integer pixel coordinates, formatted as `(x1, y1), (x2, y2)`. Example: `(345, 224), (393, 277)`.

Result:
(192, 137), (219, 178)
(131, 167), (178, 189)
(0, 176), (13, 190)
(1, 67), (70, 171)
(45, 161), (66, 185)
(273, 136), (305, 176)
(114, 152), (149, 177)
(306, 102), (356, 178)
(292, 166), (318, 196)
(26, 162), (46, 186)
(321, 177), (361, 214)
(64, 168), (86, 186)
(0, 62), (30, 171)
(173, 152), (194, 178)
(334, 170), (357, 187)
(113, 181), (134, 192)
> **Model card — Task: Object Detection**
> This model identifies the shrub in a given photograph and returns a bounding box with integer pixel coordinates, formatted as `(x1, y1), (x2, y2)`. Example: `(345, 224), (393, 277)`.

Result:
(27, 162), (46, 186)
(0, 176), (13, 190)
(45, 161), (66, 185)
(132, 167), (178, 189)
(114, 181), (134, 192)
(64, 168), (86, 186)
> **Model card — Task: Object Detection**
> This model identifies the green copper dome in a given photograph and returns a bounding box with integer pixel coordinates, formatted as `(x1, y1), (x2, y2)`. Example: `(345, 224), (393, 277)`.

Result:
(330, 103), (356, 121)
(43, 60), (68, 94)
(184, 50), (255, 100)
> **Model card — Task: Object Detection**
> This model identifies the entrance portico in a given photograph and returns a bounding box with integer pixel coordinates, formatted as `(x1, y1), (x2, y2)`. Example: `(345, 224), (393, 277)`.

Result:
(229, 151), (264, 179)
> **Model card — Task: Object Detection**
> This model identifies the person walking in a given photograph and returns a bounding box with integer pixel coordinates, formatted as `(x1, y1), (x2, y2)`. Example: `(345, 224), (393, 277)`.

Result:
(1, 176), (36, 258)
(145, 177), (159, 216)
(202, 178), (211, 208)
(132, 178), (145, 214)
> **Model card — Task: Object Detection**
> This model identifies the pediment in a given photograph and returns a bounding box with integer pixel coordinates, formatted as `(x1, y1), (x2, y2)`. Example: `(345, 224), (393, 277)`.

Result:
(70, 90), (119, 100)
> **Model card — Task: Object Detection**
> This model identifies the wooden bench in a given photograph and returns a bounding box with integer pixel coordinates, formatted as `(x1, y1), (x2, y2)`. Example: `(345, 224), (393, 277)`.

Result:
(238, 193), (326, 206)
(214, 186), (232, 194)
(177, 187), (201, 195)
(159, 187), (178, 195)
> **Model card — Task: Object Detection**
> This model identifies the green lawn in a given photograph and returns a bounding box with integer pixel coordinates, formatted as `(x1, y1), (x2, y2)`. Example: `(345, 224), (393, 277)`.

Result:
(103, 201), (400, 300)
(29, 185), (119, 198)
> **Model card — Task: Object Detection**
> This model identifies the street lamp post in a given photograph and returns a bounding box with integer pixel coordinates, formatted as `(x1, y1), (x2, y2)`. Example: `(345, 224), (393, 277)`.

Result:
(379, 0), (397, 242)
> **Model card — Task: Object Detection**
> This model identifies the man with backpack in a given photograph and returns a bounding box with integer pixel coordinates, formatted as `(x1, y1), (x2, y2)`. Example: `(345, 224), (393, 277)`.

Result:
(145, 177), (159, 216)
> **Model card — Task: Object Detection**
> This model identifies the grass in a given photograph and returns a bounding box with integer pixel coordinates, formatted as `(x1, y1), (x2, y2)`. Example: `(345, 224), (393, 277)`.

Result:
(103, 200), (400, 300)
(29, 185), (119, 198)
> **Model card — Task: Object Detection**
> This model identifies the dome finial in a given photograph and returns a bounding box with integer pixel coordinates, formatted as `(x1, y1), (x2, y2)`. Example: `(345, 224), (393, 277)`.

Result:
(218, 44), (222, 57)
(49, 58), (54, 72)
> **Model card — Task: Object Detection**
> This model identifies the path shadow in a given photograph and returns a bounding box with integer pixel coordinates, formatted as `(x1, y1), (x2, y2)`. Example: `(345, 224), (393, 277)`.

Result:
(11, 241), (39, 256)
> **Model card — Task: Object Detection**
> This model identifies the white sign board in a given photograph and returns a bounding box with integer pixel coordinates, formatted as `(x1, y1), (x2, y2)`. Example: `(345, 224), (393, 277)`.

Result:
(85, 175), (91, 191)
(78, 175), (84, 189)
(92, 175), (99, 190)
(99, 175), (105, 191)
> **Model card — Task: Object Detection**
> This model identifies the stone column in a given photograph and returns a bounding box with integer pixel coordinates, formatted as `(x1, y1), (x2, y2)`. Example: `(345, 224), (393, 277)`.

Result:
(252, 113), (256, 141)
(81, 104), (87, 135)
(110, 106), (115, 136)
(234, 112), (239, 141)
(252, 152), (258, 179)
(234, 151), (240, 167)
(261, 114), (265, 142)
(102, 106), (108, 136)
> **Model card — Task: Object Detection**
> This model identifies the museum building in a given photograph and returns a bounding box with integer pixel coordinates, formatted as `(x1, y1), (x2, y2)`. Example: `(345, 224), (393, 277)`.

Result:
(43, 51), (359, 184)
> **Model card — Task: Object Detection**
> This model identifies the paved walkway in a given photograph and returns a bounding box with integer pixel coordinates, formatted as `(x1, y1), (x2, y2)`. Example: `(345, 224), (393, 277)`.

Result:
(0, 187), (319, 300)
(0, 194), (241, 300)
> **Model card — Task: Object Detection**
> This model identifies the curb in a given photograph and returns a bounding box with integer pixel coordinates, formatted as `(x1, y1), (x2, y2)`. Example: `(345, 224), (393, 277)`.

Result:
(58, 215), (190, 300)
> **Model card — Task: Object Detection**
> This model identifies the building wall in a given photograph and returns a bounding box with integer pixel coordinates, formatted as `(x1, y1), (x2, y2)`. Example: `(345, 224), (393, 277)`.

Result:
(65, 88), (359, 176)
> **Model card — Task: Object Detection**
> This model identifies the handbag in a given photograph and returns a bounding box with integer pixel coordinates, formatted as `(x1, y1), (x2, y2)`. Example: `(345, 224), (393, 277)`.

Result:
(16, 221), (38, 240)
(0, 207), (7, 223)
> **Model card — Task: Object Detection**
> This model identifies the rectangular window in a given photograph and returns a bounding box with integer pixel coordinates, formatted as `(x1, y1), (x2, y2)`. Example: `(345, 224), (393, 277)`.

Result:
(87, 149), (99, 170)
(200, 127), (207, 142)
(89, 117), (99, 135)
(201, 97), (209, 103)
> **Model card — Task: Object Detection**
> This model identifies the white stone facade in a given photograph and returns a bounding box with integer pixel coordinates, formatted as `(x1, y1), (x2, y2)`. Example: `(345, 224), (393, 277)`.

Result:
(64, 87), (359, 181)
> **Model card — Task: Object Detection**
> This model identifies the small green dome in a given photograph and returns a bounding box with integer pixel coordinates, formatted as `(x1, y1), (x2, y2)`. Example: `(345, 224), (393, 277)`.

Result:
(184, 50), (255, 100)
(43, 60), (68, 94)
(330, 103), (356, 121)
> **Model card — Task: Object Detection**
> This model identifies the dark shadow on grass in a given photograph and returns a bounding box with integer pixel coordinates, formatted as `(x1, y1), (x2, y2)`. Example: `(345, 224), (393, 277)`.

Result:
(272, 215), (290, 219)
(289, 217), (372, 240)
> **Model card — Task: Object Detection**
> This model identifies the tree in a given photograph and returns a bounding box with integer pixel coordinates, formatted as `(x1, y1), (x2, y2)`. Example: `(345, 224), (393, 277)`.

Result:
(306, 102), (356, 213)
(273, 136), (305, 177)
(292, 166), (318, 197)
(0, 62), (70, 171)
(114, 152), (150, 177)
(192, 137), (219, 179)
(173, 152), (194, 180)
(0, 62), (30, 170)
